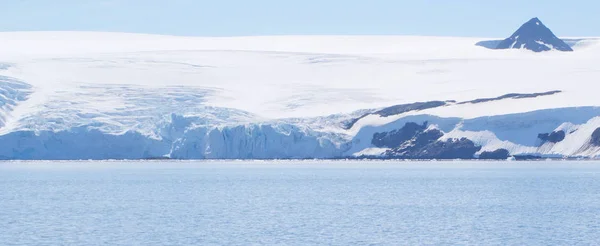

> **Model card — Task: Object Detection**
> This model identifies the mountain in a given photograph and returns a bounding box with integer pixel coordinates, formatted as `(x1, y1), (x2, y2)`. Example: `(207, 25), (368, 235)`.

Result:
(0, 32), (598, 159)
(496, 17), (573, 52)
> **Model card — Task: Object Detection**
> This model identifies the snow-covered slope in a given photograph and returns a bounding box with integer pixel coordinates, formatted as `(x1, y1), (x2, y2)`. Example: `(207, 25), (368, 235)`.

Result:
(1, 32), (600, 159)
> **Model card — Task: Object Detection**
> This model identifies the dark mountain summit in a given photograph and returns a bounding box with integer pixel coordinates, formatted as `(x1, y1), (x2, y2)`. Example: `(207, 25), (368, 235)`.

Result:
(496, 17), (573, 52)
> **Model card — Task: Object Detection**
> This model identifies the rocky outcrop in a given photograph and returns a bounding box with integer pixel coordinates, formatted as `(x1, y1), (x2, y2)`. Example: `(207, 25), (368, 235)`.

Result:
(372, 122), (481, 159)
(393, 137), (481, 159)
(538, 130), (566, 144)
(496, 17), (573, 52)
(591, 128), (600, 146)
(372, 122), (428, 148)
(513, 155), (543, 160)
(374, 101), (447, 117)
(459, 91), (561, 105)
(342, 101), (447, 129)
(344, 91), (562, 130)
(479, 149), (510, 160)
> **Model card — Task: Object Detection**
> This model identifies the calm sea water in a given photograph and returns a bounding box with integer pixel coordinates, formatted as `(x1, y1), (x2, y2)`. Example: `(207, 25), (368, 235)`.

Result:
(1, 161), (599, 245)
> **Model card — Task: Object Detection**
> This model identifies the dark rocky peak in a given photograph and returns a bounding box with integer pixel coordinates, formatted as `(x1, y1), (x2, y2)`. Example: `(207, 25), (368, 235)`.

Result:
(538, 130), (566, 145)
(496, 17), (573, 52)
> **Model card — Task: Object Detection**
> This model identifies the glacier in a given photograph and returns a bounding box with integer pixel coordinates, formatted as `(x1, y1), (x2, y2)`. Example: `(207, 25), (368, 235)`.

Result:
(1, 32), (600, 159)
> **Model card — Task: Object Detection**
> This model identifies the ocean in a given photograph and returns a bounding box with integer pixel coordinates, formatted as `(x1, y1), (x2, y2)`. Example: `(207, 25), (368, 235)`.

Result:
(1, 160), (599, 245)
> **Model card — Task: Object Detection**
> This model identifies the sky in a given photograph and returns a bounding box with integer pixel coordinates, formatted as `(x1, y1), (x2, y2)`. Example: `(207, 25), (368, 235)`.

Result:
(0, 0), (597, 37)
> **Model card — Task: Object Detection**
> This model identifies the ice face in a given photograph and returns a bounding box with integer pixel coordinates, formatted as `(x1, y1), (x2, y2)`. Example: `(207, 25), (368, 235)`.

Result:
(0, 32), (598, 159)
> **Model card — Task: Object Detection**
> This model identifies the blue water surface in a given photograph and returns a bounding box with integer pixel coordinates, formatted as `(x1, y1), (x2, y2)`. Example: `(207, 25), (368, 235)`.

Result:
(1, 161), (599, 245)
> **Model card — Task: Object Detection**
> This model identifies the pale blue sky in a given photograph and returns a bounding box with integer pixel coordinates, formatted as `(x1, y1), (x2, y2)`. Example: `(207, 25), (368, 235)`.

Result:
(0, 0), (596, 37)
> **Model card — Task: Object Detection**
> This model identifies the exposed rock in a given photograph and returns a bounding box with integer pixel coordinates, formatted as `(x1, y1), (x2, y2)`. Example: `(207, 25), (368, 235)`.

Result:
(343, 101), (446, 129)
(371, 120), (482, 159)
(459, 91), (561, 105)
(591, 128), (600, 146)
(538, 130), (566, 144)
(384, 135), (480, 160)
(479, 149), (510, 160)
(407, 138), (481, 159)
(408, 129), (445, 149)
(344, 91), (561, 130)
(372, 122), (428, 148)
(374, 101), (447, 117)
(477, 38), (583, 50)
(513, 155), (543, 160)
(496, 17), (573, 52)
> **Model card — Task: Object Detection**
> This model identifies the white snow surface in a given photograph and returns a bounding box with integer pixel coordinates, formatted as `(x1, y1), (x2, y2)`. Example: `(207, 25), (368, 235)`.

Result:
(1, 32), (600, 159)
